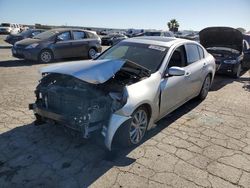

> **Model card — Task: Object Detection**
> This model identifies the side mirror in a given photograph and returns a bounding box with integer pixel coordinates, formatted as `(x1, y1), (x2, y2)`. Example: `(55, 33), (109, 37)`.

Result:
(167, 66), (185, 76)
(56, 36), (63, 42)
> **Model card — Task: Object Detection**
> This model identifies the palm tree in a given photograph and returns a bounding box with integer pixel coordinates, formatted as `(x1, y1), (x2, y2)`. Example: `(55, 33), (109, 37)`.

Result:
(167, 19), (180, 33)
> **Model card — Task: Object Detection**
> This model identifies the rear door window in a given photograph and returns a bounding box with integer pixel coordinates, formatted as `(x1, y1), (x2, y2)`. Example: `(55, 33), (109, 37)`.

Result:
(87, 32), (98, 39)
(198, 46), (204, 59)
(185, 44), (200, 64)
(73, 31), (86, 40)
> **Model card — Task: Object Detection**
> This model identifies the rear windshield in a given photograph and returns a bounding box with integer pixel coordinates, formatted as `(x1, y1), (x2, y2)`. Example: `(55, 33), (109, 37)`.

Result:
(97, 42), (168, 73)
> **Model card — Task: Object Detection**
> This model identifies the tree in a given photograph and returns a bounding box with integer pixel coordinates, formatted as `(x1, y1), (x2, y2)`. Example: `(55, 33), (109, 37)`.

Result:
(236, 27), (246, 33)
(167, 19), (180, 33)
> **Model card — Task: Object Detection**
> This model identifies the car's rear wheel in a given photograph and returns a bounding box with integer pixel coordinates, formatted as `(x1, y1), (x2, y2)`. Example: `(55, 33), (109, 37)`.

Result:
(117, 107), (149, 147)
(233, 63), (241, 78)
(39, 50), (53, 63)
(88, 48), (97, 59)
(198, 75), (211, 100)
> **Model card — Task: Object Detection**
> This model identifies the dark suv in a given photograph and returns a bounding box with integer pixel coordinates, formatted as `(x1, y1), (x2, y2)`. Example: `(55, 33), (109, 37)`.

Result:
(12, 28), (102, 63)
(199, 27), (244, 78)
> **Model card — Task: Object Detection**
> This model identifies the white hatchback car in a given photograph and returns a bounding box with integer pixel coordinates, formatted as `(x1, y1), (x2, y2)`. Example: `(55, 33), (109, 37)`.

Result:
(30, 37), (216, 150)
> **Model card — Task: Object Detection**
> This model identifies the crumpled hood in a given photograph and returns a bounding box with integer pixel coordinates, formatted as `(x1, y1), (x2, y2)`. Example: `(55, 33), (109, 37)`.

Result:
(40, 59), (127, 84)
(199, 27), (243, 52)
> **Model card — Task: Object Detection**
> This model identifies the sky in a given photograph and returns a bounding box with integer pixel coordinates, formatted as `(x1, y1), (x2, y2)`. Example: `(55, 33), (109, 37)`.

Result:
(0, 0), (249, 31)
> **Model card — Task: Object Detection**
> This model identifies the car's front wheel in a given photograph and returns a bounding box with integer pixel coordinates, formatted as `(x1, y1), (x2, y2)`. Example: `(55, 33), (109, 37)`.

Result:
(117, 107), (149, 147)
(88, 48), (97, 59)
(39, 50), (53, 63)
(198, 75), (211, 100)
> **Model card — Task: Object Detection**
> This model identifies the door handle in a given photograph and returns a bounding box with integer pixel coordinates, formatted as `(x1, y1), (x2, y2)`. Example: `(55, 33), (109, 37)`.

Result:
(185, 71), (191, 76)
(202, 62), (207, 70)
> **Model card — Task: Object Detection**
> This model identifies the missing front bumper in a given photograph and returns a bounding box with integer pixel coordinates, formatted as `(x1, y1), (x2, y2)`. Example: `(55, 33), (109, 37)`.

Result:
(29, 103), (104, 138)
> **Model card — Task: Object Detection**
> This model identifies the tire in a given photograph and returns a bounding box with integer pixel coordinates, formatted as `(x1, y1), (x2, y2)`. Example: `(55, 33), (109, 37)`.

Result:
(39, 50), (53, 63)
(233, 63), (241, 78)
(117, 107), (149, 147)
(198, 75), (211, 100)
(88, 48), (97, 59)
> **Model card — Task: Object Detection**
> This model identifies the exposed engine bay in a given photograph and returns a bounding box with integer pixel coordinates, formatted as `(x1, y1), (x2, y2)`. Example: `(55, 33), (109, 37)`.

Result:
(30, 60), (151, 138)
(206, 48), (241, 70)
(207, 48), (239, 60)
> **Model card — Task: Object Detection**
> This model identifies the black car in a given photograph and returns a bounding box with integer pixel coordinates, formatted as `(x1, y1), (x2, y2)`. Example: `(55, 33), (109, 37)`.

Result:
(12, 28), (102, 63)
(5, 29), (45, 45)
(199, 27), (244, 78)
(101, 33), (127, 46)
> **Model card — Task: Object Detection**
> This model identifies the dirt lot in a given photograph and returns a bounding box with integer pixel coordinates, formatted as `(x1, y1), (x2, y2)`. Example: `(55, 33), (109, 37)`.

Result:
(0, 34), (250, 188)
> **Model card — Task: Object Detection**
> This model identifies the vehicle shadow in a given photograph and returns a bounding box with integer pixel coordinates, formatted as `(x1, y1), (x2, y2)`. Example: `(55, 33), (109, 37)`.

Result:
(0, 99), (201, 187)
(0, 57), (90, 67)
(210, 70), (249, 91)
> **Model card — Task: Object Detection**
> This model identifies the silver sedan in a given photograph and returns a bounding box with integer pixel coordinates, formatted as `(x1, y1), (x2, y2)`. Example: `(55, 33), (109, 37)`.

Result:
(30, 37), (216, 150)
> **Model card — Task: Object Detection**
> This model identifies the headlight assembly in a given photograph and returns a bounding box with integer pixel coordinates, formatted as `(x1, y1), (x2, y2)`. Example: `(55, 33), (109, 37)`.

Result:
(224, 60), (237, 64)
(25, 43), (39, 49)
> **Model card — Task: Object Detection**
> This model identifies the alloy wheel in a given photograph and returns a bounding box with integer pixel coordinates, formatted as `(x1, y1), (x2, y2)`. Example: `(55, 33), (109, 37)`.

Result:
(40, 51), (52, 63)
(201, 76), (211, 97)
(129, 109), (148, 144)
(88, 48), (97, 59)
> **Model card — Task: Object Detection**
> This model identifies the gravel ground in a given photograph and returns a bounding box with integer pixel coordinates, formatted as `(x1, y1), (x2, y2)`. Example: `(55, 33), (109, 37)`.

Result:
(0, 34), (250, 188)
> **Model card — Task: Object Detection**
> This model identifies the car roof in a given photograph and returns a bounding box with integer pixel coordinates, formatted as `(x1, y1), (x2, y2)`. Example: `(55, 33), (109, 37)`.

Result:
(48, 28), (96, 34)
(49, 28), (71, 32)
(124, 36), (189, 47)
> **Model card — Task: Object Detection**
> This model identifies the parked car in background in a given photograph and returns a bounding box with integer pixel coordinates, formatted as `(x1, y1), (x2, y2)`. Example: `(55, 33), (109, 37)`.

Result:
(29, 36), (215, 150)
(12, 28), (102, 63)
(5, 29), (45, 45)
(126, 29), (144, 37)
(101, 33), (127, 45)
(143, 31), (175, 37)
(0, 23), (21, 34)
(199, 27), (244, 78)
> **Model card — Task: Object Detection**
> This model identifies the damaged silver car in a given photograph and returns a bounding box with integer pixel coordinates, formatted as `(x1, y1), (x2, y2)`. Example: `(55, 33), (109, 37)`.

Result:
(29, 37), (216, 150)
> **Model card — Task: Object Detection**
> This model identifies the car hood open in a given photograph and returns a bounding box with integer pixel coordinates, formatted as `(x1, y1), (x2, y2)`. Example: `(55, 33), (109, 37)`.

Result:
(199, 27), (243, 52)
(40, 59), (151, 84)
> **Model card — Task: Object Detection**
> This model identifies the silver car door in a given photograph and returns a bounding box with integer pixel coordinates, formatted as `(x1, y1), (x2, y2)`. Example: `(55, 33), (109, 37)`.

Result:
(159, 45), (190, 118)
(184, 44), (206, 97)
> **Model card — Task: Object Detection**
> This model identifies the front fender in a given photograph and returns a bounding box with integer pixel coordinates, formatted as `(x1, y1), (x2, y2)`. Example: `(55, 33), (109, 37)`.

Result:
(103, 113), (132, 150)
